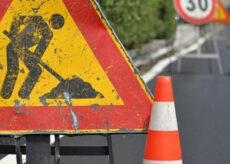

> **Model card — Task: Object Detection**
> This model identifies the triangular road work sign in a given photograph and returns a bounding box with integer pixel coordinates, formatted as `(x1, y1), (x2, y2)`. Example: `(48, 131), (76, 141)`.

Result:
(0, 0), (153, 134)
(213, 0), (230, 23)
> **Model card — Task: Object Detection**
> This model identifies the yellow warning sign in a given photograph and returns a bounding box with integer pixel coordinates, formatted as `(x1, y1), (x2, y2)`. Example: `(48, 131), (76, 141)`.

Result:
(0, 0), (123, 107)
(213, 0), (230, 23)
(0, 0), (153, 134)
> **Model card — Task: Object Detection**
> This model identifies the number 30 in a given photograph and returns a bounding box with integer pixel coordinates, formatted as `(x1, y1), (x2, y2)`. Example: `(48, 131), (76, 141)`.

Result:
(187, 0), (208, 12)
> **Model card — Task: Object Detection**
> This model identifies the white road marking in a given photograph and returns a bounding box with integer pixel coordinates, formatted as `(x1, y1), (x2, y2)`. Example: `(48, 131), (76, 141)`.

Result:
(142, 36), (208, 83)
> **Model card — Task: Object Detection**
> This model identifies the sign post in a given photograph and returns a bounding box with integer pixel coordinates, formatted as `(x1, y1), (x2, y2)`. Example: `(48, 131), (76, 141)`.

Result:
(26, 135), (50, 164)
(174, 0), (223, 74)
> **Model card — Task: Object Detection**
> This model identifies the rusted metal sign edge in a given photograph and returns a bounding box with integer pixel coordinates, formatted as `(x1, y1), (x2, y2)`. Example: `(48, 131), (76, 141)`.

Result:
(0, 129), (148, 136)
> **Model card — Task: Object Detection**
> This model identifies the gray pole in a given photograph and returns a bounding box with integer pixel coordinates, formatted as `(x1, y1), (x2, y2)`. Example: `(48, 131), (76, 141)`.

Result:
(26, 135), (50, 164)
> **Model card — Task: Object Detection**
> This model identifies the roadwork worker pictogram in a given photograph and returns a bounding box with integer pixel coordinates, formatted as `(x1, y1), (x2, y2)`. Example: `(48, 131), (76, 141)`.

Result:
(1, 14), (65, 99)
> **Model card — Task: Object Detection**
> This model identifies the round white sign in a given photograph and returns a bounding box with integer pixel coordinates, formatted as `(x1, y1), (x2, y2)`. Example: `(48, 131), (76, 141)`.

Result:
(174, 0), (217, 25)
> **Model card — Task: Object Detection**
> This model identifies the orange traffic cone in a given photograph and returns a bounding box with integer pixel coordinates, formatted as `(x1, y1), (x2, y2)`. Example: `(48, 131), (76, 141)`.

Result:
(143, 76), (182, 164)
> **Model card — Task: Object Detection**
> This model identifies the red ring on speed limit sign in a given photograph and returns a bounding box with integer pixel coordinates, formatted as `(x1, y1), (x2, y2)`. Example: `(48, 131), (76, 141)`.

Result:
(174, 0), (217, 25)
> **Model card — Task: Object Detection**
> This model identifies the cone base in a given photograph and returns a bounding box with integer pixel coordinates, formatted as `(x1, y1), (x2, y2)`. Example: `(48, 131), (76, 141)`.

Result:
(144, 130), (182, 160)
(143, 159), (182, 164)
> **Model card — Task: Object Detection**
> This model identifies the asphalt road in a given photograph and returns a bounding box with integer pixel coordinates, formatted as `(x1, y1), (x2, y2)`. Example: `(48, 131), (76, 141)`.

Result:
(1, 25), (230, 164)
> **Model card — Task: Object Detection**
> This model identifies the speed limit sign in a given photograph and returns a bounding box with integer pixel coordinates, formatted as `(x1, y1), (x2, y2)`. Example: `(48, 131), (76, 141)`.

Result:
(174, 0), (217, 25)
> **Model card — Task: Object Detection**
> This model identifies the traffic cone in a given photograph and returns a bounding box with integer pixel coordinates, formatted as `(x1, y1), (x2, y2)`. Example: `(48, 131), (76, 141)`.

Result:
(143, 76), (182, 164)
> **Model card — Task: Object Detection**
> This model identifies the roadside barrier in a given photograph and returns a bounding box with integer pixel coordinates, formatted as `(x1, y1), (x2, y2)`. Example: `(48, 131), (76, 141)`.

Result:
(143, 76), (182, 164)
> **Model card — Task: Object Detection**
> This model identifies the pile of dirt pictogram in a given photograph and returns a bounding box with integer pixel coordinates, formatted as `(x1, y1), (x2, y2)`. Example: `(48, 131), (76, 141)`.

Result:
(41, 76), (104, 99)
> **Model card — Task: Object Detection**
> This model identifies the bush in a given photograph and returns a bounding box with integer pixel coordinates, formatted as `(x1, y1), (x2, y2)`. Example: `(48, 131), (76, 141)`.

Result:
(99, 0), (177, 49)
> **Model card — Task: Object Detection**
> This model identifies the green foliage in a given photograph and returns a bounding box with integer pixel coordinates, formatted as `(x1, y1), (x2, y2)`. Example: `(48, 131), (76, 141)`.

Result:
(99, 0), (177, 49)
(227, 7), (230, 14)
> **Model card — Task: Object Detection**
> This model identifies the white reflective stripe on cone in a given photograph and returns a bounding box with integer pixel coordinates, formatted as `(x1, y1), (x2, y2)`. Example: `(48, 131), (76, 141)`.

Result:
(143, 159), (182, 164)
(149, 102), (178, 131)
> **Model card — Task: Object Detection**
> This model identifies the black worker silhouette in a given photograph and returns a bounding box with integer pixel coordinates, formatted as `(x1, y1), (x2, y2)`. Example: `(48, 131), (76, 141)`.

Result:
(1, 14), (65, 99)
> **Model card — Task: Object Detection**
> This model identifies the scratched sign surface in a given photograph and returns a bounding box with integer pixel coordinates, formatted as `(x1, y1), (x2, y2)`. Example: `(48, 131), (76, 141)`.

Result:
(0, 0), (153, 134)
